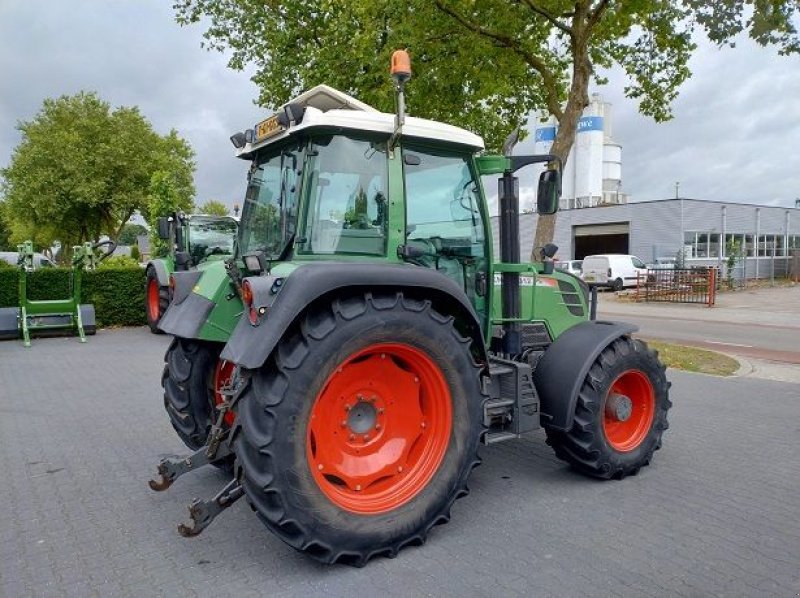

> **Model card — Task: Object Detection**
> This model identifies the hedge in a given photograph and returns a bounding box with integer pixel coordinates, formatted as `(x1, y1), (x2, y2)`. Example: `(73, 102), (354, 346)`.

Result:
(0, 267), (147, 327)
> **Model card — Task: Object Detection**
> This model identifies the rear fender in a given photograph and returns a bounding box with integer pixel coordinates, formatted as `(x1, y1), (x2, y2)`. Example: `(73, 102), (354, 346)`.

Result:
(533, 320), (637, 431)
(221, 262), (487, 369)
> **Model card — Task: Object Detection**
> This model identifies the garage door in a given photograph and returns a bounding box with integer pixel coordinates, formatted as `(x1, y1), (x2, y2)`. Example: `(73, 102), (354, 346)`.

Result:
(573, 222), (630, 259)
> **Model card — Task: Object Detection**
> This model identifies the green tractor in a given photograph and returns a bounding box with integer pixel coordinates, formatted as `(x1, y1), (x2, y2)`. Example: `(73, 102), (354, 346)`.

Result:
(149, 52), (671, 566)
(145, 212), (238, 332)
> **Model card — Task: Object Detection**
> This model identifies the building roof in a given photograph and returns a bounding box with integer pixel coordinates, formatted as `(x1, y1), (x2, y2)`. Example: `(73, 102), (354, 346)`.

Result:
(616, 197), (800, 211)
(235, 85), (484, 159)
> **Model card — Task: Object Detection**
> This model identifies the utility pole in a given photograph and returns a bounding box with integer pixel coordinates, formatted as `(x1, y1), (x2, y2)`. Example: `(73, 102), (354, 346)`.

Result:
(675, 181), (680, 199)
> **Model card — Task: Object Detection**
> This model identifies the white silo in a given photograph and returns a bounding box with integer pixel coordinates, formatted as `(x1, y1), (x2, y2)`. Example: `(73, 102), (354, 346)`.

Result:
(573, 94), (605, 207)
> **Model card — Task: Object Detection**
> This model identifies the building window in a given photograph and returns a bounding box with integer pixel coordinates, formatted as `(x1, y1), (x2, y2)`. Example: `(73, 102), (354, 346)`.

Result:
(709, 233), (720, 258)
(776, 235), (785, 257)
(744, 234), (754, 257)
(789, 235), (800, 250)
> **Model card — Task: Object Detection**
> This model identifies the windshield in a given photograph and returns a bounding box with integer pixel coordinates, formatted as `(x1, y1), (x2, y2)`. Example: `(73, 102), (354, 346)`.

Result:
(188, 217), (237, 264)
(239, 141), (303, 258)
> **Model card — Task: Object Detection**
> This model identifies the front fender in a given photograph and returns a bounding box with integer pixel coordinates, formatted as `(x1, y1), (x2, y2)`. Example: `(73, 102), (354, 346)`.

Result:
(533, 320), (638, 431)
(221, 262), (487, 369)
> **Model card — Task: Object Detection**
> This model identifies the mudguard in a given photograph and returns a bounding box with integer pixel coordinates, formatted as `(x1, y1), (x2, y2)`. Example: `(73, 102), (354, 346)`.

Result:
(157, 270), (208, 337)
(221, 262), (487, 369)
(147, 259), (171, 287)
(533, 320), (638, 431)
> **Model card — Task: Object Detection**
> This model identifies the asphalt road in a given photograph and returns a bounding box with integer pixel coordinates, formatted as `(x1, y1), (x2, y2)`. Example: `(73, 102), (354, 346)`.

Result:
(598, 286), (800, 364)
(1, 328), (799, 597)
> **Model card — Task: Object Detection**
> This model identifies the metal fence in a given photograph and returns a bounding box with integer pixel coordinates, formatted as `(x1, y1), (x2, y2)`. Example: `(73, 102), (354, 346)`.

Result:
(635, 268), (717, 306)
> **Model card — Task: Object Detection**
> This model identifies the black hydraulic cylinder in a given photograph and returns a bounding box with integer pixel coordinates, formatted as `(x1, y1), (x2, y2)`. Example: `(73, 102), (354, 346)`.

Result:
(499, 174), (521, 355)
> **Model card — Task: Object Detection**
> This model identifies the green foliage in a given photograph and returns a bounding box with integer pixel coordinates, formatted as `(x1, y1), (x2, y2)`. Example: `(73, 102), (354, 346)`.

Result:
(197, 200), (229, 216)
(0, 201), (12, 251)
(98, 255), (140, 269)
(130, 244), (141, 262)
(0, 92), (195, 256)
(118, 223), (148, 246)
(0, 259), (13, 270)
(0, 267), (146, 327)
(725, 237), (743, 289)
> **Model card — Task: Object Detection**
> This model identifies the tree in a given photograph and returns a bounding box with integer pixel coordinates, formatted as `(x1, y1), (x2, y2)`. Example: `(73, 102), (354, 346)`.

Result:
(0, 201), (12, 251)
(197, 200), (229, 216)
(118, 223), (148, 246)
(175, 0), (799, 257)
(0, 92), (195, 259)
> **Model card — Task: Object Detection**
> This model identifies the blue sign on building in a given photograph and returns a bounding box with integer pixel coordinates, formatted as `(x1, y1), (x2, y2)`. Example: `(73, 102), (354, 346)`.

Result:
(535, 116), (603, 142)
(535, 126), (556, 142)
(577, 116), (603, 132)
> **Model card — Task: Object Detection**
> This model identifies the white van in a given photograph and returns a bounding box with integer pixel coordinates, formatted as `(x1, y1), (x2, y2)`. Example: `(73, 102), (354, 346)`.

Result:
(581, 254), (648, 290)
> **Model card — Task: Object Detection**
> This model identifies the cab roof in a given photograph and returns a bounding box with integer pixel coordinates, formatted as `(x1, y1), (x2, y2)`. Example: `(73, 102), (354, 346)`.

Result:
(235, 85), (484, 159)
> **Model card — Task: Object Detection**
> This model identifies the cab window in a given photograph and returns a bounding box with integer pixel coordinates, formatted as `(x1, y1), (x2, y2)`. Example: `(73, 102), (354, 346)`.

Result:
(300, 135), (389, 256)
(402, 144), (487, 304)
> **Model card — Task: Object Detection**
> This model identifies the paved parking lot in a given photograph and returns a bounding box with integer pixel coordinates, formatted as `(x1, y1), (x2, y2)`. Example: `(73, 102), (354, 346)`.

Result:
(1, 328), (799, 597)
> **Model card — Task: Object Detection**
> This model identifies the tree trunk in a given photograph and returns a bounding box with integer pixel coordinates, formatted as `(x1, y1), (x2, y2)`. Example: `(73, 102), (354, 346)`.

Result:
(530, 26), (593, 262)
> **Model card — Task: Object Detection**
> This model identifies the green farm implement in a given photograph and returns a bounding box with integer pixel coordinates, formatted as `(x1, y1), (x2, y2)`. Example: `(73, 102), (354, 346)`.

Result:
(148, 51), (671, 565)
(0, 240), (114, 347)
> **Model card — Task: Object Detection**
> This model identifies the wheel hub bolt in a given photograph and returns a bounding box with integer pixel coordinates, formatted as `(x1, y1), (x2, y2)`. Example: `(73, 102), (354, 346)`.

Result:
(398, 466), (403, 473)
(355, 485), (362, 491)
(318, 464), (324, 470)
(606, 393), (633, 422)
(421, 422), (426, 428)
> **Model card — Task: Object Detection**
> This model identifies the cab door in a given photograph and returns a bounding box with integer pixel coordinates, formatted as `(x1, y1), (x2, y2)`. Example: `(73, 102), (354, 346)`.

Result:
(401, 143), (490, 327)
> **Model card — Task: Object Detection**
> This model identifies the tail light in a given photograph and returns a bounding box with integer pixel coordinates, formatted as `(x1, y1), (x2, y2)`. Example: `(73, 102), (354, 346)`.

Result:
(242, 280), (259, 325)
(168, 275), (176, 298)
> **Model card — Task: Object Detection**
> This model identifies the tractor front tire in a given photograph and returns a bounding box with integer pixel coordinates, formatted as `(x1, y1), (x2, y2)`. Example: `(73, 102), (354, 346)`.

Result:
(146, 267), (170, 334)
(233, 293), (484, 566)
(162, 338), (235, 452)
(544, 336), (670, 480)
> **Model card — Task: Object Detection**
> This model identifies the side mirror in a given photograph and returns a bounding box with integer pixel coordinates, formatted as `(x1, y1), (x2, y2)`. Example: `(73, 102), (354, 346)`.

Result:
(157, 217), (171, 240)
(537, 170), (561, 215)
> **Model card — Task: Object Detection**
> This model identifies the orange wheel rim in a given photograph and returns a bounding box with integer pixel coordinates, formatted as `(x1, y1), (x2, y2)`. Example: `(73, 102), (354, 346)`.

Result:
(307, 343), (452, 514)
(213, 359), (236, 426)
(147, 279), (161, 321)
(602, 369), (655, 452)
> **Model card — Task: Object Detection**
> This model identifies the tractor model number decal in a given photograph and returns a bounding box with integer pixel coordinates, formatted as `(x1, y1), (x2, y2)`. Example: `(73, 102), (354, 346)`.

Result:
(492, 274), (558, 287)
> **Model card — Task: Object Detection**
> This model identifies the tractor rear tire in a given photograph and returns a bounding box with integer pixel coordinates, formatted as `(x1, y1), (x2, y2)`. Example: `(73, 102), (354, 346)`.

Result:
(233, 293), (484, 566)
(544, 336), (671, 480)
(146, 267), (170, 334)
(162, 338), (236, 455)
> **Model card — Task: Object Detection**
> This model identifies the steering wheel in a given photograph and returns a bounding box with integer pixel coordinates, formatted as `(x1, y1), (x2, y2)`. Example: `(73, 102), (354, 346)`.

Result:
(92, 240), (117, 262)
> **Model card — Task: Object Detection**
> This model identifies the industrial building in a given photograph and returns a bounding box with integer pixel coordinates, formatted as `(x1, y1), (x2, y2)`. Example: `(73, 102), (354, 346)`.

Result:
(496, 199), (800, 279)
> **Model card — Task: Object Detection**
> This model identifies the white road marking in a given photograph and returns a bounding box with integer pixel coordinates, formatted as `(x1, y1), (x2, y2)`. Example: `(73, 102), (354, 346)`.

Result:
(704, 341), (753, 348)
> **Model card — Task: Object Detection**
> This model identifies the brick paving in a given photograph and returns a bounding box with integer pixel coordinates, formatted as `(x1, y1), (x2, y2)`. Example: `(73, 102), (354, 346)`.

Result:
(1, 328), (799, 597)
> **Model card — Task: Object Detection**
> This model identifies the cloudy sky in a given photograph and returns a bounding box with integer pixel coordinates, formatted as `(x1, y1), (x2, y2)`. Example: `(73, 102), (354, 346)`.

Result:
(2, 1), (799, 214)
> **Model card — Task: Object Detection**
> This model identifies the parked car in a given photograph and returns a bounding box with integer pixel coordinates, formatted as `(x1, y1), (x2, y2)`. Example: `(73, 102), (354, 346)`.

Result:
(0, 251), (54, 269)
(581, 254), (648, 290)
(555, 259), (583, 277)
